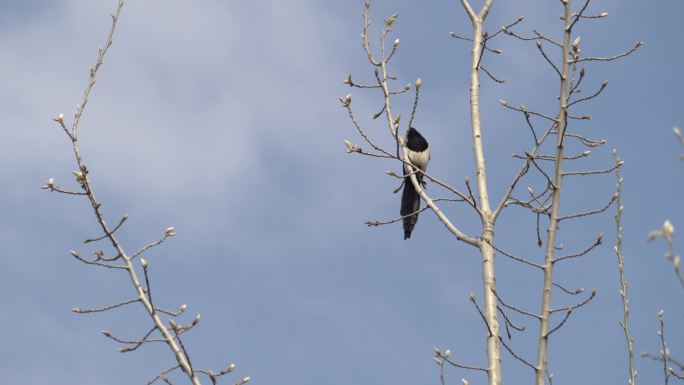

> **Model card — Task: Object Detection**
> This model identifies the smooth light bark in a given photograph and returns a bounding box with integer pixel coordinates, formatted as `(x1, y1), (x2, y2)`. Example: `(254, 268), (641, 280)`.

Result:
(461, 1), (501, 384)
(534, 2), (572, 385)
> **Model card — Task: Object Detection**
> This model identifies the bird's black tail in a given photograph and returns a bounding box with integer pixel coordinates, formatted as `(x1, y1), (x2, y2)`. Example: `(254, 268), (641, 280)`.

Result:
(401, 176), (421, 240)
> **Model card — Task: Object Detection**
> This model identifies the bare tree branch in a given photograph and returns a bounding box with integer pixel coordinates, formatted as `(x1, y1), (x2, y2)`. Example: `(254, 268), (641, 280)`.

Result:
(46, 2), (244, 384)
(436, 350), (489, 373)
(549, 289), (596, 313)
(69, 250), (126, 270)
(147, 366), (181, 385)
(563, 161), (622, 176)
(571, 41), (643, 63)
(568, 0), (592, 30)
(485, 240), (544, 269)
(492, 289), (541, 319)
(660, 311), (671, 385)
(612, 150), (637, 385)
(83, 213), (129, 244)
(481, 65), (506, 83)
(72, 297), (139, 314)
(568, 80), (608, 107)
(552, 235), (603, 263)
(535, 40), (562, 78)
(532, 2), (575, 383)
(553, 282), (583, 296)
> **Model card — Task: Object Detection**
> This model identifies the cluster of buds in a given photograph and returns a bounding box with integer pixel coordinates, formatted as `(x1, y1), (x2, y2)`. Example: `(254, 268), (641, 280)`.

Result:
(571, 36), (581, 61)
(169, 319), (180, 333)
(385, 13), (398, 27)
(73, 170), (87, 184)
(433, 346), (452, 358)
(53, 113), (65, 125)
(648, 220), (675, 242)
(663, 220), (675, 241)
(343, 140), (361, 154)
(41, 178), (56, 190)
(339, 93), (352, 107)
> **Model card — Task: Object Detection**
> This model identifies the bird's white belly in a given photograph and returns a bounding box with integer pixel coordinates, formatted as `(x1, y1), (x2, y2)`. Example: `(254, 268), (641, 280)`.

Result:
(406, 147), (431, 172)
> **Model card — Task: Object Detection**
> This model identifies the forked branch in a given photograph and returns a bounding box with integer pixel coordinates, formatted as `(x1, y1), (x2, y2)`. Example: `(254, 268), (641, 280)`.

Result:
(46, 1), (244, 384)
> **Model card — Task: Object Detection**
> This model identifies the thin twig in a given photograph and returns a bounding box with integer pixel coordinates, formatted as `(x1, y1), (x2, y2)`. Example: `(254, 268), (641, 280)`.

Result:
(553, 282), (583, 296)
(568, 80), (607, 107)
(512, 151), (591, 161)
(488, 16), (525, 39)
(469, 294), (494, 337)
(527, 154), (557, 190)
(502, 28), (563, 48)
(670, 369), (684, 381)
(43, 185), (88, 195)
(438, 353), (490, 373)
(660, 311), (671, 385)
(545, 310), (573, 337)
(84, 213), (128, 243)
(558, 194), (615, 221)
(552, 235), (602, 263)
(492, 288), (541, 319)
(500, 102), (557, 122)
(103, 327), (167, 353)
(485, 239), (544, 269)
(497, 305), (527, 335)
(568, 0), (592, 30)
(642, 352), (684, 372)
(130, 233), (173, 260)
(535, 41), (562, 78)
(365, 198), (463, 226)
(571, 41), (643, 63)
(408, 79), (421, 133)
(500, 336), (537, 371)
(481, 66), (506, 83)
(549, 289), (596, 313)
(563, 132), (606, 147)
(72, 297), (139, 314)
(147, 366), (181, 385)
(155, 305), (188, 317)
(563, 161), (622, 176)
(69, 250), (126, 270)
(492, 126), (554, 221)
(613, 150), (637, 385)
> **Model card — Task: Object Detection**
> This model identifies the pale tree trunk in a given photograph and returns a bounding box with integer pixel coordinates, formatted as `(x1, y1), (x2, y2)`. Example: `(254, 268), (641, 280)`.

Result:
(460, 1), (502, 385)
(534, 2), (572, 384)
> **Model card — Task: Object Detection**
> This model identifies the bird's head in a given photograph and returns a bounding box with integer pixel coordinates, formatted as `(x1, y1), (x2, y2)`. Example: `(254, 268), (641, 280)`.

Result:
(406, 126), (429, 152)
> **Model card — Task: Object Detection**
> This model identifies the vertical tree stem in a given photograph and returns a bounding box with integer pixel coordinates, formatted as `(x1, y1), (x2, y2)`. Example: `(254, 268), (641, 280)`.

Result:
(463, 4), (501, 384)
(614, 153), (637, 385)
(63, 1), (202, 383)
(534, 2), (572, 385)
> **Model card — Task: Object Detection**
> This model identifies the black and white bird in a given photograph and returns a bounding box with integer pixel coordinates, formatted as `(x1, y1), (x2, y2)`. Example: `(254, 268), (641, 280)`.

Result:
(401, 126), (431, 240)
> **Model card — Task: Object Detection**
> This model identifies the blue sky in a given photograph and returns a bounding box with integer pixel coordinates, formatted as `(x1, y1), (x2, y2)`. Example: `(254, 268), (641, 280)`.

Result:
(1, 1), (683, 384)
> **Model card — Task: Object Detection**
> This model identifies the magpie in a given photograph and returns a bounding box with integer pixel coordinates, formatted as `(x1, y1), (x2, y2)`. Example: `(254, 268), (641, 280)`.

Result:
(401, 126), (431, 240)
